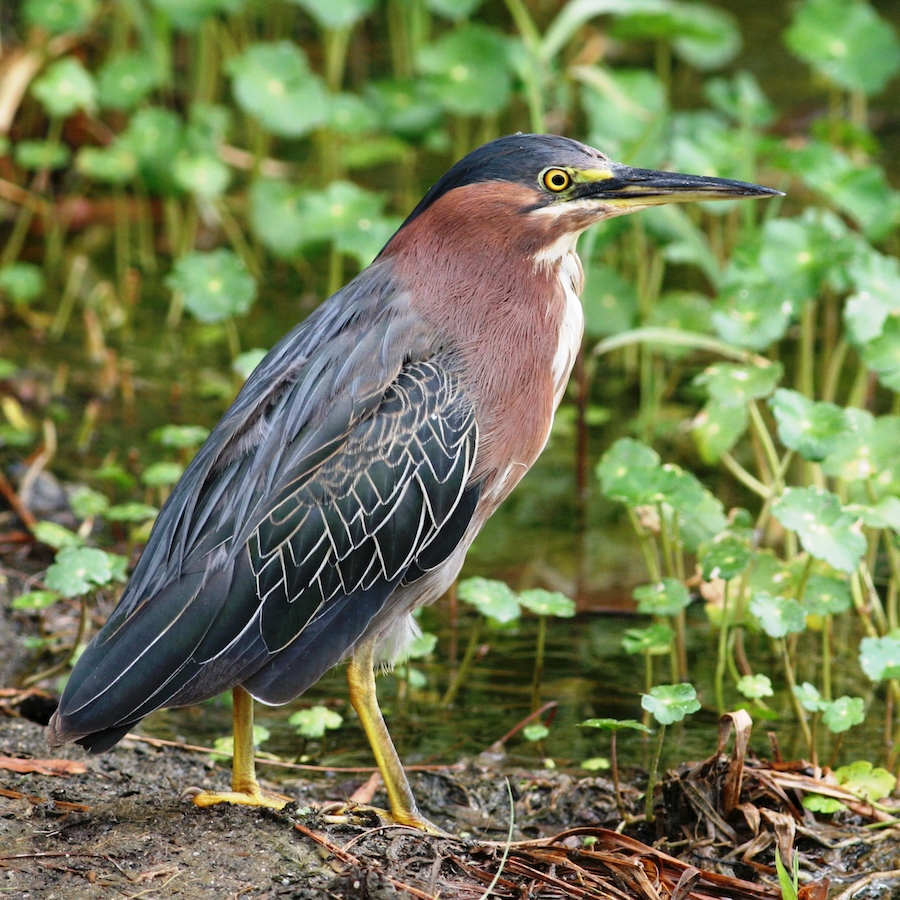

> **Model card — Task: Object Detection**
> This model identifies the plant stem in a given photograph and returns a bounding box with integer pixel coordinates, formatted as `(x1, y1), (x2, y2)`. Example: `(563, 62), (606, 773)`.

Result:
(714, 581), (731, 715)
(780, 637), (813, 753)
(644, 724), (666, 822)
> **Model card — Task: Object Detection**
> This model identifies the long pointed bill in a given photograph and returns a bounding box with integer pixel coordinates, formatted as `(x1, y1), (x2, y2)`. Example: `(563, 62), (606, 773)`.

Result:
(581, 163), (782, 209)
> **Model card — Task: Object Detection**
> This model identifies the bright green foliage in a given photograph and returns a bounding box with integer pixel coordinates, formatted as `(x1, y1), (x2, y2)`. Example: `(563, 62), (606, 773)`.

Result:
(859, 634), (900, 681)
(33, 521), (83, 550)
(0, 263), (44, 305)
(22, 0), (98, 34)
(141, 461), (184, 488)
(622, 624), (673, 656)
(774, 848), (799, 900)
(77, 145), (137, 184)
(772, 487), (866, 573)
(152, 424), (211, 449)
(698, 528), (753, 581)
(14, 140), (71, 171)
(736, 674), (773, 700)
(212, 724), (269, 761)
(834, 760), (896, 802)
(12, 590), (63, 611)
(288, 0), (376, 29)
(784, 0), (900, 95)
(751, 593), (806, 639)
(641, 683), (700, 725)
(769, 389), (851, 461)
(523, 723), (550, 742)
(228, 43), (327, 137)
(632, 579), (690, 616)
(167, 250), (257, 323)
(69, 486), (109, 519)
(417, 25), (513, 115)
(694, 361), (782, 408)
(289, 705), (343, 738)
(518, 588), (575, 618)
(32, 57), (97, 117)
(105, 503), (158, 523)
(579, 717), (652, 734)
(457, 577), (520, 625)
(801, 575), (852, 616)
(45, 546), (123, 597)
(148, 0), (245, 31)
(822, 696), (865, 734)
(97, 53), (159, 110)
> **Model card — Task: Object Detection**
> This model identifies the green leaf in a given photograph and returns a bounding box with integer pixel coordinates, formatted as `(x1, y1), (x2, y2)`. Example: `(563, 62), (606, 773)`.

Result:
(403, 631), (438, 660)
(801, 574), (852, 616)
(228, 42), (327, 138)
(580, 68), (668, 166)
(457, 577), (521, 625)
(821, 409), (900, 490)
(862, 316), (900, 391)
(621, 623), (673, 655)
(692, 400), (748, 463)
(97, 52), (158, 110)
(847, 496), (900, 531)
(784, 0), (900, 95)
(105, 502), (158, 523)
(233, 348), (267, 381)
(211, 724), (269, 760)
(859, 633), (900, 681)
(0, 263), (44, 305)
(835, 760), (896, 802)
(578, 717), (652, 733)
(518, 588), (575, 618)
(167, 249), (257, 323)
(632, 579), (690, 616)
(580, 757), (611, 771)
(141, 461), (184, 488)
(152, 424), (210, 449)
(768, 389), (852, 461)
(31, 57), (97, 117)
(597, 438), (661, 503)
(417, 25), (513, 116)
(424, 0), (486, 20)
(22, 0), (98, 35)
(704, 71), (775, 127)
(12, 590), (62, 611)
(147, 0), (244, 31)
(76, 144), (137, 184)
(803, 793), (846, 814)
(751, 592), (807, 639)
(45, 546), (116, 597)
(581, 262), (639, 337)
(822, 696), (865, 734)
(712, 276), (794, 351)
(793, 681), (825, 713)
(641, 683), (700, 725)
(698, 529), (753, 581)
(173, 153), (231, 198)
(523, 723), (550, 742)
(288, 705), (343, 738)
(69, 485), (109, 519)
(609, 2), (741, 69)
(14, 140), (71, 170)
(843, 250), (900, 346)
(772, 487), (866, 574)
(694, 361), (783, 407)
(736, 673), (773, 699)
(120, 107), (185, 194)
(287, 0), (376, 29)
(774, 848), (799, 900)
(33, 521), (83, 550)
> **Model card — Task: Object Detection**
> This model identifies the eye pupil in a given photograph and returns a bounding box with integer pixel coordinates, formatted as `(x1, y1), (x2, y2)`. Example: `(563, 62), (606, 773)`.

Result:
(544, 169), (570, 191)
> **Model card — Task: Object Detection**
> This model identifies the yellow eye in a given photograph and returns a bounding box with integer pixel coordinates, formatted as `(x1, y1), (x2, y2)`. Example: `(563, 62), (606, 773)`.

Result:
(542, 168), (572, 192)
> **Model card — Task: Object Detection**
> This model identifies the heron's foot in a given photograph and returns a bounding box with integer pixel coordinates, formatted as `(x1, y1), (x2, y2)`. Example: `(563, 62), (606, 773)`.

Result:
(318, 800), (451, 836)
(181, 785), (293, 810)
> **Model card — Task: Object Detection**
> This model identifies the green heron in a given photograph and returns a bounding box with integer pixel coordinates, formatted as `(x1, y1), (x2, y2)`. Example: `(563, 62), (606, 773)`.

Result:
(48, 134), (778, 831)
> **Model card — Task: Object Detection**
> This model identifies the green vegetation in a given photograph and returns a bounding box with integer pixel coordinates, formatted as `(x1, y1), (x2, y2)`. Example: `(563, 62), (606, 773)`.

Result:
(2, 0), (900, 801)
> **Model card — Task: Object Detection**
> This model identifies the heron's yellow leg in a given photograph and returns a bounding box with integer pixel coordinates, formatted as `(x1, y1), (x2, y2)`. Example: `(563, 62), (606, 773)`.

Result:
(190, 686), (292, 809)
(347, 642), (446, 834)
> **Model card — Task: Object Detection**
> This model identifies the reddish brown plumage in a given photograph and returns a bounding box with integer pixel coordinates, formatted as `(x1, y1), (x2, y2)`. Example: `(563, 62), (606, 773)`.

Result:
(383, 181), (578, 504)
